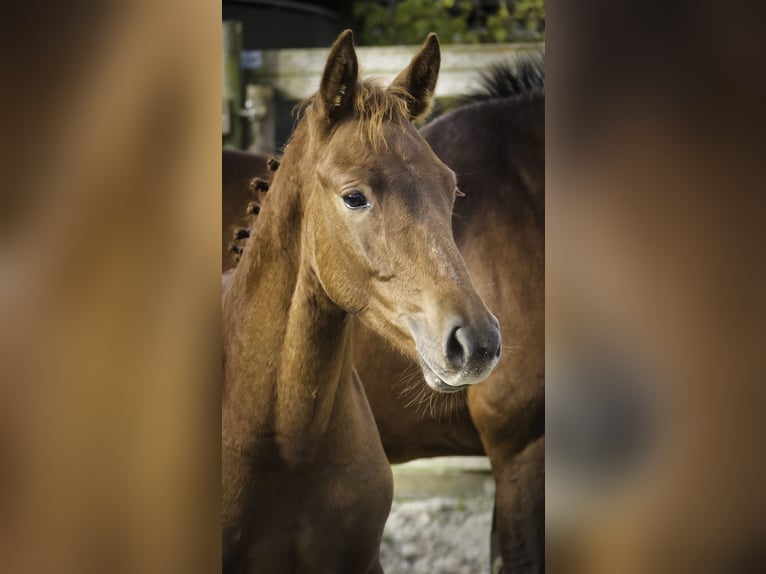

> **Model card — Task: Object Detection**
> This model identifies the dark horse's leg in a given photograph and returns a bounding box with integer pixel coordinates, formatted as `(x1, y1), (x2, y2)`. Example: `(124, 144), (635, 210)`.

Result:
(490, 436), (544, 573)
(469, 373), (544, 574)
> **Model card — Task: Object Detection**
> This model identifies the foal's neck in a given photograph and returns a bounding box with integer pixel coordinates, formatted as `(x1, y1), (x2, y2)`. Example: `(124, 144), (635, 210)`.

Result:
(222, 133), (353, 464)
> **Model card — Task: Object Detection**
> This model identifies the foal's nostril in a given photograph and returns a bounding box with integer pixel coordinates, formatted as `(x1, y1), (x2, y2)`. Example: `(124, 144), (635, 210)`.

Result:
(445, 324), (472, 368)
(443, 320), (500, 371)
(445, 326), (463, 367)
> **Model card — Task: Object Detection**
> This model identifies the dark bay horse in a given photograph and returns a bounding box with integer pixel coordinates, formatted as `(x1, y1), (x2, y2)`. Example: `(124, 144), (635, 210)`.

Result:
(222, 30), (502, 573)
(223, 60), (544, 573)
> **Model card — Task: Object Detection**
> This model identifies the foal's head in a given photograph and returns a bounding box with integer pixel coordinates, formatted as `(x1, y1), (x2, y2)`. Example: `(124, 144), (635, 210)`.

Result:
(291, 31), (501, 391)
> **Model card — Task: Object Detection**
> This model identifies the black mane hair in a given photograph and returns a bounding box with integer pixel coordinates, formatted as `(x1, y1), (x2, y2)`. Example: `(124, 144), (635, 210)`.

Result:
(464, 52), (545, 103)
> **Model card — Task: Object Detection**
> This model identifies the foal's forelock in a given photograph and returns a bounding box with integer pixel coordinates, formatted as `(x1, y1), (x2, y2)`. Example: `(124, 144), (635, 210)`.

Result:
(297, 80), (417, 150)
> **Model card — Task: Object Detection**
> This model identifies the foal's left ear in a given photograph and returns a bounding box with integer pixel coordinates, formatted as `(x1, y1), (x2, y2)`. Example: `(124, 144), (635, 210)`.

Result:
(389, 33), (441, 121)
(317, 29), (358, 124)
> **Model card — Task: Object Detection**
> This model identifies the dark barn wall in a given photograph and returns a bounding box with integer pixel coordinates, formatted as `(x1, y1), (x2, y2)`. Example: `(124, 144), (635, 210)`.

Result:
(222, 1), (352, 50)
(223, 1), (354, 148)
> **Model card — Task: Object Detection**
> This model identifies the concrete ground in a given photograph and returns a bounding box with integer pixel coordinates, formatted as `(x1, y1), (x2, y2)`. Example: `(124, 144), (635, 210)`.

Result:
(380, 457), (495, 574)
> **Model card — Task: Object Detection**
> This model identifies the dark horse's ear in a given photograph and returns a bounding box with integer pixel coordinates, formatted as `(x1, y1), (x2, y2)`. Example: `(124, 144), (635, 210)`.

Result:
(389, 33), (441, 121)
(317, 30), (358, 124)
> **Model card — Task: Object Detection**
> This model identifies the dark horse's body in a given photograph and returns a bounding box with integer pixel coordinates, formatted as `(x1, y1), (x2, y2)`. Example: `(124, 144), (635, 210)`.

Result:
(222, 62), (544, 573)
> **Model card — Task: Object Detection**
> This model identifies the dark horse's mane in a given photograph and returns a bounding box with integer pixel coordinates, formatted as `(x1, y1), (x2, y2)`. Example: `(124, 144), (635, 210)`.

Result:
(463, 52), (545, 104)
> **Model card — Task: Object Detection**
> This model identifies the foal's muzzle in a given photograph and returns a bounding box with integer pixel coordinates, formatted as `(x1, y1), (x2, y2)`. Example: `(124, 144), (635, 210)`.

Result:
(412, 313), (502, 392)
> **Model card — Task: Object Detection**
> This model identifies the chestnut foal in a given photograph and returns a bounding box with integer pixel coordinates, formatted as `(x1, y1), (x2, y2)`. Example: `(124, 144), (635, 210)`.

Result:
(222, 31), (501, 573)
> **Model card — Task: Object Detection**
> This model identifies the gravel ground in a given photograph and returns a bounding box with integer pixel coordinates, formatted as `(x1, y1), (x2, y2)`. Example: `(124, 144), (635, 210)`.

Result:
(380, 457), (495, 574)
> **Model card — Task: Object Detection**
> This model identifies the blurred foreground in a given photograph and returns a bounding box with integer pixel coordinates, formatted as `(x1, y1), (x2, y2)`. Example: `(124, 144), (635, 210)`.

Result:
(546, 0), (766, 571)
(1, 2), (220, 572)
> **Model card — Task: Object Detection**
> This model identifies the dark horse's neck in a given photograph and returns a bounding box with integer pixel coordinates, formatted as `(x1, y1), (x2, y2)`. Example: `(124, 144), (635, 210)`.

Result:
(221, 127), (353, 465)
(423, 94), (544, 226)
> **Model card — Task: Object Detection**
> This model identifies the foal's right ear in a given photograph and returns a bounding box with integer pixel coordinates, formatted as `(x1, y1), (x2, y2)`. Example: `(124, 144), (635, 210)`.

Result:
(317, 30), (358, 124)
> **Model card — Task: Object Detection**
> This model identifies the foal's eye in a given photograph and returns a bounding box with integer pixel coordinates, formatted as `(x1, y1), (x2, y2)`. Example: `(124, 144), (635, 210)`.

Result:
(342, 191), (370, 210)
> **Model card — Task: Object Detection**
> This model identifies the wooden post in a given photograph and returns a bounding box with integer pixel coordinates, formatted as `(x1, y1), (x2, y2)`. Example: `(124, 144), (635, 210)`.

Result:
(222, 20), (243, 149)
(243, 84), (275, 154)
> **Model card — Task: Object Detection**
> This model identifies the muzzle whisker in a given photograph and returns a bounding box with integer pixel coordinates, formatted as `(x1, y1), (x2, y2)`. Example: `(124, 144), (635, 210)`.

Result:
(502, 344), (522, 354)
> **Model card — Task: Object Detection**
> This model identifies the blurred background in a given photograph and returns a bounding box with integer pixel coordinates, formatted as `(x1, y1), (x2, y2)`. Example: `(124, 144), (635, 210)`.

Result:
(222, 0), (544, 151)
